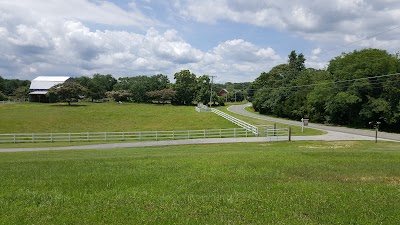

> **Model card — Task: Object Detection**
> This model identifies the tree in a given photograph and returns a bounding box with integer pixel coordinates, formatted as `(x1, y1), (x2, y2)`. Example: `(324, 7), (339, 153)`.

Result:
(112, 74), (170, 103)
(106, 90), (131, 102)
(196, 75), (211, 105)
(146, 89), (176, 104)
(75, 74), (117, 102)
(173, 70), (197, 105)
(48, 82), (87, 105)
(14, 86), (30, 99)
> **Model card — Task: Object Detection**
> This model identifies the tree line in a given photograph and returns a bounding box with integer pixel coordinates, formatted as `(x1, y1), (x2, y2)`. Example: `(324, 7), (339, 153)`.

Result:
(251, 49), (400, 132)
(0, 77), (30, 101)
(0, 72), (249, 105)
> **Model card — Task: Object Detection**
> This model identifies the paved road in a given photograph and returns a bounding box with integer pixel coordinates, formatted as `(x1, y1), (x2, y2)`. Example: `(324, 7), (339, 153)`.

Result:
(228, 103), (400, 142)
(0, 132), (379, 153)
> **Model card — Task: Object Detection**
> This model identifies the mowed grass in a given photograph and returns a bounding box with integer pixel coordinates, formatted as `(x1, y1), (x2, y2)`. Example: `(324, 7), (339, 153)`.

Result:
(1, 141), (399, 224)
(0, 103), (237, 133)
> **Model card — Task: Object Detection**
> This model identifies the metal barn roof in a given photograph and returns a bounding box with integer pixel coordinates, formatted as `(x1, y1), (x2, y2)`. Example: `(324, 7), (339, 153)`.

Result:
(30, 76), (71, 90)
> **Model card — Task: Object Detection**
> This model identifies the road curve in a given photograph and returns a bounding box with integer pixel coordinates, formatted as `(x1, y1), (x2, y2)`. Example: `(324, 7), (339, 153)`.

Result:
(228, 103), (400, 142)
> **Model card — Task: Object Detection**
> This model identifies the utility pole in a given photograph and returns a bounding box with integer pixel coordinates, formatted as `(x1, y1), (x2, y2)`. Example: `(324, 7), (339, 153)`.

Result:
(208, 75), (217, 107)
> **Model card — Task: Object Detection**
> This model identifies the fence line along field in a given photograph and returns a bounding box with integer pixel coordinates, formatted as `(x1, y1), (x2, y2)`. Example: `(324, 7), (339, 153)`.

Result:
(0, 141), (399, 224)
(0, 103), (237, 133)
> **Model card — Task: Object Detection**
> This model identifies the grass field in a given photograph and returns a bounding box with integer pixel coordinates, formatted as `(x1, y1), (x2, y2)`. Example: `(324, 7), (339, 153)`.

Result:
(0, 102), (237, 133)
(1, 141), (399, 224)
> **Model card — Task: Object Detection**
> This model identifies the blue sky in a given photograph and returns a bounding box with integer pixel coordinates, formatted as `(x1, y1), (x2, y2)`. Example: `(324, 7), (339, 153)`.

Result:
(1, 0), (400, 83)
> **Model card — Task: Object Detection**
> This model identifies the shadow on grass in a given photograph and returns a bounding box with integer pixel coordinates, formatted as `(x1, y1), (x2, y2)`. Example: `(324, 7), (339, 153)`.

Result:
(50, 104), (89, 107)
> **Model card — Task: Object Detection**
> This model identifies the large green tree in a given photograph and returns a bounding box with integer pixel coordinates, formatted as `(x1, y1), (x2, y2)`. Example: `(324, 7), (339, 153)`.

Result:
(173, 70), (197, 105)
(76, 74), (117, 101)
(196, 75), (211, 105)
(48, 82), (87, 105)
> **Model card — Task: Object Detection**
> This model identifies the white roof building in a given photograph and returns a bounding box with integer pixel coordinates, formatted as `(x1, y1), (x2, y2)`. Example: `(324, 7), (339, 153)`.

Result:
(30, 76), (71, 94)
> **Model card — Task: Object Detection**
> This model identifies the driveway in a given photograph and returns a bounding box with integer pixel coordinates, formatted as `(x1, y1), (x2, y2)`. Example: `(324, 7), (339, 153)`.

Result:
(228, 103), (400, 142)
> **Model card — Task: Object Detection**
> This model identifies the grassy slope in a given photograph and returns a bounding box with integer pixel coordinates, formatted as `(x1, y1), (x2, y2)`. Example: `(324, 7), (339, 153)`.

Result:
(0, 103), (236, 133)
(1, 141), (399, 224)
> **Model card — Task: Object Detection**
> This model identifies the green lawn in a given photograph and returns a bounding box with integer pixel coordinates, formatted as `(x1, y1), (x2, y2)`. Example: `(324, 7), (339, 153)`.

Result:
(0, 102), (237, 133)
(1, 141), (399, 224)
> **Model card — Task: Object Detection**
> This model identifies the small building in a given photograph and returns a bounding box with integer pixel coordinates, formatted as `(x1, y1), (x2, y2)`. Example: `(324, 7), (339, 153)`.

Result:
(217, 89), (229, 97)
(29, 76), (71, 102)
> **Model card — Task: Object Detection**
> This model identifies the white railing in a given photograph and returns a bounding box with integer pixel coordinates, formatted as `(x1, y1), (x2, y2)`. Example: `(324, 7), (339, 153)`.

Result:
(0, 99), (28, 104)
(0, 128), (259, 144)
(195, 104), (212, 112)
(211, 108), (259, 135)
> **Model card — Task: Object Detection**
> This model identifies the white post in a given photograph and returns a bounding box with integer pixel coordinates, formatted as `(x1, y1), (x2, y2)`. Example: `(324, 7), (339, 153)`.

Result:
(301, 118), (304, 133)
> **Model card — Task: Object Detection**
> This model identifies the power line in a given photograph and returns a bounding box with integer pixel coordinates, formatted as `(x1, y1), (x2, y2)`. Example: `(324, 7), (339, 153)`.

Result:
(247, 72), (400, 92)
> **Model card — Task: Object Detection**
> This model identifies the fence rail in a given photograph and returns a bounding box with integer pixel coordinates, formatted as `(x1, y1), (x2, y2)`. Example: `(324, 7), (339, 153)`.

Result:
(0, 128), (259, 144)
(211, 108), (259, 135)
(0, 127), (290, 144)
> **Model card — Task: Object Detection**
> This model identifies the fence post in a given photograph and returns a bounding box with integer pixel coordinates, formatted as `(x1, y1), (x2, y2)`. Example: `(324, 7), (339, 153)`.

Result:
(172, 131), (175, 140)
(69, 133), (71, 142)
(122, 132), (125, 141)
(105, 132), (107, 141)
(288, 127), (291, 142)
(87, 132), (89, 141)
(32, 133), (34, 143)
(204, 129), (206, 138)
(220, 129), (222, 138)
(156, 131), (158, 141)
(188, 130), (190, 139)
(273, 123), (276, 136)
(51, 133), (53, 143)
(14, 134), (16, 143)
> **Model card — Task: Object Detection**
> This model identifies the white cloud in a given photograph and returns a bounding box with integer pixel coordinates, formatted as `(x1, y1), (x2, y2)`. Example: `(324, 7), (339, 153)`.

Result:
(3, 0), (400, 83)
(0, 0), (158, 28)
(174, 0), (400, 51)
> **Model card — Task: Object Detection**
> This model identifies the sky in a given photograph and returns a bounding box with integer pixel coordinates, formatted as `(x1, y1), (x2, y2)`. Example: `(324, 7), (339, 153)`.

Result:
(1, 0), (400, 83)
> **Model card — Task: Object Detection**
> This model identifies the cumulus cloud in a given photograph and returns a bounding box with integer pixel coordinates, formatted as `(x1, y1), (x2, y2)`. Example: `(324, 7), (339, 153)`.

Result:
(0, 9), (280, 82)
(174, 0), (400, 50)
(2, 0), (399, 83)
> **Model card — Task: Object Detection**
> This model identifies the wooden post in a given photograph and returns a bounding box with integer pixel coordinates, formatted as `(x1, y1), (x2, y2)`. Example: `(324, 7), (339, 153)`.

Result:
(288, 127), (292, 142)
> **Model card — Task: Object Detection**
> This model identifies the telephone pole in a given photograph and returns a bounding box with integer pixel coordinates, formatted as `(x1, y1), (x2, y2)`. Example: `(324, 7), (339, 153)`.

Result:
(208, 75), (217, 107)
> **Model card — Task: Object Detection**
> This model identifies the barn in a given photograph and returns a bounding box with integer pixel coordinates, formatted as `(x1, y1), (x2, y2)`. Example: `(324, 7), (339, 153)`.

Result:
(29, 76), (71, 102)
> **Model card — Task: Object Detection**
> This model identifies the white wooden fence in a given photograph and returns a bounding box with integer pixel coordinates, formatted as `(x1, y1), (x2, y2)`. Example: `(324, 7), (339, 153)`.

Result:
(0, 127), (290, 144)
(195, 104), (258, 135)
(210, 108), (259, 135)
